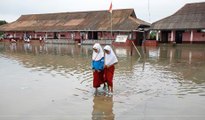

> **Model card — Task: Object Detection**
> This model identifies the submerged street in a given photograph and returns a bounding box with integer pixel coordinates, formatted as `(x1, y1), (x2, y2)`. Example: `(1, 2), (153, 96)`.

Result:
(0, 43), (205, 120)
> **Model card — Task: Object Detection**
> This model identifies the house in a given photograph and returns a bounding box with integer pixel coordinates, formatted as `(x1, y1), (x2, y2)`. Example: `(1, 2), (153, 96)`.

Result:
(0, 9), (150, 45)
(151, 2), (205, 44)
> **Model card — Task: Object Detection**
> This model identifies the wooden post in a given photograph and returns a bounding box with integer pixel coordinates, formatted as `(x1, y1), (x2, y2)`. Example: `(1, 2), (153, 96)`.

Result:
(130, 42), (133, 56)
(35, 33), (37, 39)
(171, 30), (174, 42)
(58, 33), (61, 39)
(156, 31), (159, 41)
(131, 41), (141, 57)
(190, 30), (193, 43)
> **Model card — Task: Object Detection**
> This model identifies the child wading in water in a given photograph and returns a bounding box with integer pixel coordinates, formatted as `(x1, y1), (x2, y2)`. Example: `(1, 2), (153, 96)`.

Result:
(104, 45), (118, 95)
(92, 43), (105, 94)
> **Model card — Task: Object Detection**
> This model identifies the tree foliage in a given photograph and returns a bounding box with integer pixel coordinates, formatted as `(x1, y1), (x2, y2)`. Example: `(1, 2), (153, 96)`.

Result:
(0, 20), (7, 36)
(0, 20), (7, 26)
(149, 31), (156, 40)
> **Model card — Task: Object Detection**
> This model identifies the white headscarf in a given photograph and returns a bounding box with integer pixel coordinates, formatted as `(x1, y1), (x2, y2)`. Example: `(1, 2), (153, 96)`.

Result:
(104, 45), (118, 66)
(92, 43), (104, 61)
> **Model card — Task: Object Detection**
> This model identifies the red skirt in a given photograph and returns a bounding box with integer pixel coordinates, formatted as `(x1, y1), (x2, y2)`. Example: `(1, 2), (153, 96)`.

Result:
(93, 70), (104, 88)
(104, 65), (115, 87)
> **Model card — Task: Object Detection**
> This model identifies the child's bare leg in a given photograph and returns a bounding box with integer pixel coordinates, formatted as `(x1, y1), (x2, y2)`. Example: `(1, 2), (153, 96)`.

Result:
(110, 86), (113, 93)
(103, 83), (107, 90)
(95, 88), (98, 95)
(108, 86), (111, 93)
(107, 86), (113, 96)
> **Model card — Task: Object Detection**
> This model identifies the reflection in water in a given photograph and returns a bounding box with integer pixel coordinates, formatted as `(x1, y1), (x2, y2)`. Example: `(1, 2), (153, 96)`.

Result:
(115, 47), (131, 57)
(1, 43), (205, 91)
(92, 96), (114, 120)
(24, 43), (32, 53)
(10, 43), (17, 52)
(140, 45), (205, 97)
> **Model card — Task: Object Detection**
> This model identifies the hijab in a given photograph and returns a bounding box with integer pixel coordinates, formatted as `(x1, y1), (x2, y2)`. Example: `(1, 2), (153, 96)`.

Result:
(92, 43), (104, 61)
(104, 45), (118, 66)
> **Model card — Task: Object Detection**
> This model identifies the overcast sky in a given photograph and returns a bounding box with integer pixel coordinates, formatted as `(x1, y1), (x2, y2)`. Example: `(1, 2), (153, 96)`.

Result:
(0, 0), (204, 23)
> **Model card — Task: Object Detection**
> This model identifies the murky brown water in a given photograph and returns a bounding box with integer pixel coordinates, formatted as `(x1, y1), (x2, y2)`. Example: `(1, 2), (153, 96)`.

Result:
(0, 43), (205, 120)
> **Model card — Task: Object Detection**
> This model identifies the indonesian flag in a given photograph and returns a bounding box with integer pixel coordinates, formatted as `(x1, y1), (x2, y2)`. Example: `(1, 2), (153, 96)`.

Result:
(108, 2), (112, 13)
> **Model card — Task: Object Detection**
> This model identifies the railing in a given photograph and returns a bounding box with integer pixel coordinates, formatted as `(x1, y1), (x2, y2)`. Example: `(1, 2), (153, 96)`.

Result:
(45, 39), (75, 44)
(44, 39), (113, 45)
(81, 40), (113, 45)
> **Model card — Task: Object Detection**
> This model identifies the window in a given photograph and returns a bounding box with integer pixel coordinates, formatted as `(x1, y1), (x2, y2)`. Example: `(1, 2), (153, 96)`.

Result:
(61, 34), (66, 37)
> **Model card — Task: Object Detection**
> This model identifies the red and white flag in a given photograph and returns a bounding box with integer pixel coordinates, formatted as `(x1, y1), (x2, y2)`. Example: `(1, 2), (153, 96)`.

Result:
(108, 2), (112, 13)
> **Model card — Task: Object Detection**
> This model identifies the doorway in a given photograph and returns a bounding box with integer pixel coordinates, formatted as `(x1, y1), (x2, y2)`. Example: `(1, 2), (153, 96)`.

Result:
(175, 31), (183, 44)
(161, 31), (170, 43)
(54, 32), (58, 39)
(135, 32), (143, 46)
(93, 32), (98, 40)
(88, 32), (98, 40)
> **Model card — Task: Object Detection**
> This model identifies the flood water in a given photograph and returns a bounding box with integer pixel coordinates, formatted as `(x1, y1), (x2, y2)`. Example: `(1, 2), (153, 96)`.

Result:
(0, 42), (205, 120)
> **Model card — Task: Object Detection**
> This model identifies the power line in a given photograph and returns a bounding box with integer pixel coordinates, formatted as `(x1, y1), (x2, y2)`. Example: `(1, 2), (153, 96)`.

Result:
(148, 0), (151, 22)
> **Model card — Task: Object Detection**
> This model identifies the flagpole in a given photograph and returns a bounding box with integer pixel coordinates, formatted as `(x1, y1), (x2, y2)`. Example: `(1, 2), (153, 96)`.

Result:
(111, 9), (112, 41)
(109, 1), (113, 41)
(110, 0), (113, 40)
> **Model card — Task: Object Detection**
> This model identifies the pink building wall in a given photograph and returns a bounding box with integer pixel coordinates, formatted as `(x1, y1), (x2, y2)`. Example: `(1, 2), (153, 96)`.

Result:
(75, 32), (81, 40)
(168, 33), (171, 42)
(168, 31), (176, 42)
(182, 31), (191, 42)
(36, 32), (45, 39)
(15, 32), (24, 39)
(166, 30), (205, 43)
(47, 32), (53, 39)
(183, 30), (205, 42)
(193, 32), (205, 42)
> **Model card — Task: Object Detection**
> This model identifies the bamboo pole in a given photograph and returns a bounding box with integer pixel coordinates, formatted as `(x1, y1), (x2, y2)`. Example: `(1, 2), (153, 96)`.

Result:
(131, 41), (141, 57)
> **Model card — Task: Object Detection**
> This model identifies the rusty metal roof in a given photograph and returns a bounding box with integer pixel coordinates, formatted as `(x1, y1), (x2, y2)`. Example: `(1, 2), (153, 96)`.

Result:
(151, 2), (205, 30)
(0, 9), (150, 32)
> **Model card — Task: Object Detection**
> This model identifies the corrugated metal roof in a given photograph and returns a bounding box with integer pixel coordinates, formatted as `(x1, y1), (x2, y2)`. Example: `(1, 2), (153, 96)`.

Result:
(151, 2), (205, 30)
(0, 9), (150, 32)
